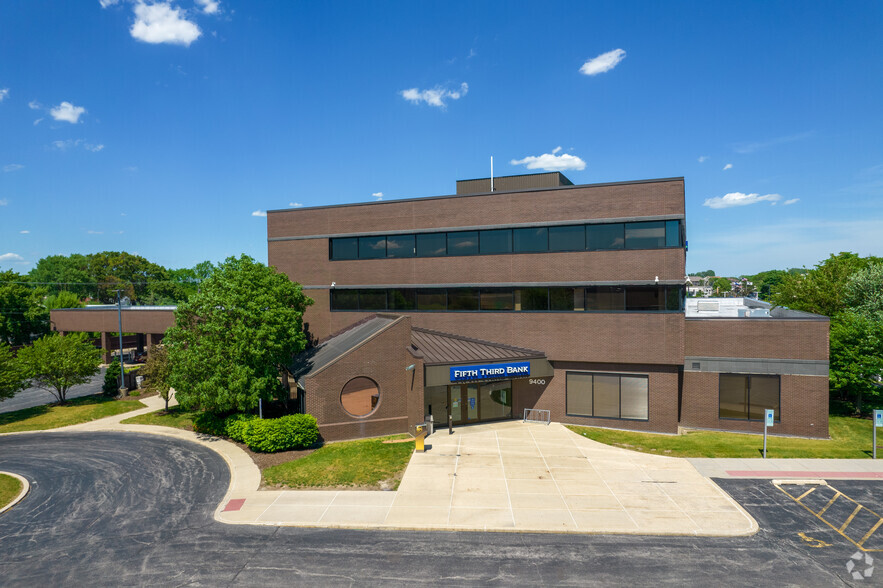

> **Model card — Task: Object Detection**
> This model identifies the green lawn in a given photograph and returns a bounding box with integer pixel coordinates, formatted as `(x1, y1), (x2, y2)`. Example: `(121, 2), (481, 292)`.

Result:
(0, 395), (145, 434)
(263, 435), (414, 490)
(121, 406), (196, 430)
(0, 473), (23, 510)
(566, 416), (877, 459)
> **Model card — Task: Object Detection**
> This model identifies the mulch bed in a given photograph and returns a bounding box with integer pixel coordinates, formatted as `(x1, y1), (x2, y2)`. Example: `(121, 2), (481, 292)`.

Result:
(233, 442), (317, 470)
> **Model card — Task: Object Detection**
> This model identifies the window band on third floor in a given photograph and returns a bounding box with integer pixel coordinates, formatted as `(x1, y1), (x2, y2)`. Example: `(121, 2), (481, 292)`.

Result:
(329, 219), (684, 261)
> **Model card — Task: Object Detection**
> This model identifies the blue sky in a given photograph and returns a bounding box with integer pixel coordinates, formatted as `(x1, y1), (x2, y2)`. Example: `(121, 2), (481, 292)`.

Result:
(1, 1), (882, 277)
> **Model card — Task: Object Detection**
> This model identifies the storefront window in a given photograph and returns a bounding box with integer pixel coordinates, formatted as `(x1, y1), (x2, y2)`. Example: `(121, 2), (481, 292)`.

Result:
(720, 374), (780, 421)
(566, 372), (649, 421)
(340, 377), (380, 417)
(479, 381), (512, 420)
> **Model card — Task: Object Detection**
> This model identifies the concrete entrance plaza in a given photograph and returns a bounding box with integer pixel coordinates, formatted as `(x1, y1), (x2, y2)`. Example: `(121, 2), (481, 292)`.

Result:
(223, 420), (757, 536)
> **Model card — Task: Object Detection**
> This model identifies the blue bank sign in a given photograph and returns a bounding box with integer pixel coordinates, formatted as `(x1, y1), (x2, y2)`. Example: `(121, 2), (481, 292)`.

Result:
(450, 361), (530, 382)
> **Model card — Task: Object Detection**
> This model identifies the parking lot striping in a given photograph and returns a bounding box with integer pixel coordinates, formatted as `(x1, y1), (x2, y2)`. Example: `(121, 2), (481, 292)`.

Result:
(775, 481), (883, 552)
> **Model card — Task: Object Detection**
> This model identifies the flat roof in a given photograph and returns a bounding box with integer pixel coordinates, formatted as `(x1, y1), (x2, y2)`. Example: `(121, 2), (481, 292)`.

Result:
(266, 176), (685, 214)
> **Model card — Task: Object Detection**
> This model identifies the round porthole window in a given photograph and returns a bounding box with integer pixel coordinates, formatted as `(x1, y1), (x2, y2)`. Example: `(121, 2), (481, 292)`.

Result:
(340, 377), (380, 417)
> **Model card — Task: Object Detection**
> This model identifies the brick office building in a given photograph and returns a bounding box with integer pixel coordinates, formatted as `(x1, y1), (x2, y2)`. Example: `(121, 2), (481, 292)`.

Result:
(271, 173), (830, 441)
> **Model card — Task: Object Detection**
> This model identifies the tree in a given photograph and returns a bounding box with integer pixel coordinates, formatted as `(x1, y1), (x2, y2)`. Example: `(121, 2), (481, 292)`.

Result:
(29, 254), (92, 298)
(0, 343), (28, 401)
(45, 290), (84, 310)
(103, 358), (122, 396)
(0, 271), (49, 345)
(712, 277), (731, 296)
(16, 333), (102, 404)
(829, 311), (883, 414)
(843, 262), (883, 316)
(165, 255), (313, 414)
(141, 345), (173, 410)
(745, 269), (788, 301)
(693, 270), (716, 278)
(771, 252), (882, 317)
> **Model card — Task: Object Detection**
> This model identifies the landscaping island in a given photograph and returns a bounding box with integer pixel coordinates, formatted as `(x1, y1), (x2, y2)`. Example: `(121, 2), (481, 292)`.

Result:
(0, 473), (23, 510)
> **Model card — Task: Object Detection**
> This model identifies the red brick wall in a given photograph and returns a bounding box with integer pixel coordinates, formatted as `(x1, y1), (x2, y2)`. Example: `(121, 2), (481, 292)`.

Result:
(514, 362), (680, 434)
(680, 371), (829, 439)
(685, 319), (829, 360)
(51, 308), (174, 334)
(268, 179), (686, 239)
(304, 316), (422, 441)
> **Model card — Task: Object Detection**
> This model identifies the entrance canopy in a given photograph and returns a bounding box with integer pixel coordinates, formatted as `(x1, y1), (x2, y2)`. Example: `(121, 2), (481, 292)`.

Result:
(411, 326), (554, 387)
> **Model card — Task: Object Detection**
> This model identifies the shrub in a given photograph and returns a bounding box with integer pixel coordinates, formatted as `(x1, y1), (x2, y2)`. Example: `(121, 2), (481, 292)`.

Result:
(224, 413), (259, 442)
(192, 412), (227, 436)
(103, 359), (121, 397)
(242, 414), (319, 453)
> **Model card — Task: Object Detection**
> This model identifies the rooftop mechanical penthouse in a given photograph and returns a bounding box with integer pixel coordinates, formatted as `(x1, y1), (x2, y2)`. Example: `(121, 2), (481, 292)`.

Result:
(266, 172), (830, 442)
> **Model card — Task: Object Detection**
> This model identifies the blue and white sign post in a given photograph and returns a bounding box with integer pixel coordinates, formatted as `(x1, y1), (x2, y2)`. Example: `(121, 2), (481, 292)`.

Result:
(763, 409), (774, 459)
(874, 410), (883, 460)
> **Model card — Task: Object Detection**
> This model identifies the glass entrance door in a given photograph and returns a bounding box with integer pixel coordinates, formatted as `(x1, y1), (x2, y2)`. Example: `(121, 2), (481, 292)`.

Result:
(448, 382), (507, 424)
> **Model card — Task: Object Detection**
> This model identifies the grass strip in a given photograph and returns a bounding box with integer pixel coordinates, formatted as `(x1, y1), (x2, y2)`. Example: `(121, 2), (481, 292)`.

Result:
(0, 395), (145, 434)
(567, 416), (874, 459)
(0, 473), (23, 510)
(263, 435), (414, 489)
(121, 405), (196, 430)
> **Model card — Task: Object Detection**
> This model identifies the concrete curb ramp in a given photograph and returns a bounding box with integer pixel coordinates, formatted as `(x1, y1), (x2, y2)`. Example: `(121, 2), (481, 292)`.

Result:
(1, 395), (757, 537)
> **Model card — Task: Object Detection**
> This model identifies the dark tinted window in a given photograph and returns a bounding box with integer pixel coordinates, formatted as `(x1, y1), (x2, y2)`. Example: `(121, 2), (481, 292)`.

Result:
(549, 225), (585, 251)
(513, 227), (548, 252)
(358, 236), (386, 259)
(479, 229), (512, 254)
(665, 220), (681, 247)
(586, 224), (624, 250)
(665, 286), (683, 311)
(480, 288), (514, 311)
(550, 287), (578, 311)
(448, 288), (479, 311)
(519, 287), (549, 311)
(386, 234), (415, 258)
(416, 289), (446, 310)
(388, 288), (415, 310)
(625, 221), (665, 249)
(447, 231), (479, 256)
(416, 233), (446, 257)
(626, 287), (664, 311)
(331, 237), (358, 260)
(585, 286), (625, 311)
(358, 289), (387, 311)
(749, 376), (780, 421)
(719, 374), (749, 419)
(331, 289), (358, 310)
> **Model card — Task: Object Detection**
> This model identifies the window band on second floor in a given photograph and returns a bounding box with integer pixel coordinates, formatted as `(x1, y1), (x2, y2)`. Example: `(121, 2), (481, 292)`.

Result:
(329, 219), (684, 261)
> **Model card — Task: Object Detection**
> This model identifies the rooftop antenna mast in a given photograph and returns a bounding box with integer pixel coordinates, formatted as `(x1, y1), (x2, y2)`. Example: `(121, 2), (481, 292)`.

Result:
(490, 156), (494, 192)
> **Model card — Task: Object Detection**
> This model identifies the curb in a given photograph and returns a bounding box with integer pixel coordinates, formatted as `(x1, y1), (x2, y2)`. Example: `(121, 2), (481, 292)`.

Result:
(0, 471), (30, 515)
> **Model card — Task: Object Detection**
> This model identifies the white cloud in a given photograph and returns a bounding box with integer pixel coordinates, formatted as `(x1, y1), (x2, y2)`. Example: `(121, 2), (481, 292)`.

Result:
(733, 131), (814, 154)
(723, 163), (733, 170)
(195, 0), (219, 14)
(3, 164), (23, 172)
(400, 82), (468, 108)
(33, 118), (44, 126)
(251, 210), (267, 217)
(783, 198), (800, 206)
(372, 192), (383, 201)
(579, 48), (626, 76)
(19, 230), (29, 234)
(51, 139), (105, 152)
(288, 202), (303, 208)
(28, 100), (41, 110)
(0, 88), (9, 102)
(87, 230), (103, 235)
(698, 156), (709, 163)
(702, 192), (782, 209)
(131, 2), (202, 46)
(99, 0), (120, 6)
(0, 199), (7, 206)
(50, 101), (86, 123)
(0, 253), (24, 262)
(510, 147), (586, 172)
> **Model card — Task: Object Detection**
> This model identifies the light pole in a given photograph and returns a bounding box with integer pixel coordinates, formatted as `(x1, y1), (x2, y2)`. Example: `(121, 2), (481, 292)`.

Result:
(115, 289), (125, 392)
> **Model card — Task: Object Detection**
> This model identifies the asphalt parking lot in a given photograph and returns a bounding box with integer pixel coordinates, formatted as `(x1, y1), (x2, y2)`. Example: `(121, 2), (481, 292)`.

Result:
(0, 432), (880, 586)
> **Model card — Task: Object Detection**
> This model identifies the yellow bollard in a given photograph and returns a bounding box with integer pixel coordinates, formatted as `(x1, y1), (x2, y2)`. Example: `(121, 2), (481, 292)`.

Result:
(415, 424), (426, 452)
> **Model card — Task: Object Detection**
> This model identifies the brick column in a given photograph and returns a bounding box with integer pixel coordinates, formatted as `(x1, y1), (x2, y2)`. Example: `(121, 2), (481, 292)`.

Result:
(100, 332), (113, 364)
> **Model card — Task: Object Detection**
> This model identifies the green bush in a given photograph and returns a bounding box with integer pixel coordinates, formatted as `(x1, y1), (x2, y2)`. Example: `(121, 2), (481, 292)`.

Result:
(192, 411), (227, 436)
(224, 413), (259, 442)
(242, 414), (319, 453)
(103, 360), (121, 397)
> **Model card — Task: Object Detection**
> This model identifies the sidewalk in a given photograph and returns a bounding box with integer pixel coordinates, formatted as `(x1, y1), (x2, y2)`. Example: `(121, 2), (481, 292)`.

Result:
(689, 457), (883, 480)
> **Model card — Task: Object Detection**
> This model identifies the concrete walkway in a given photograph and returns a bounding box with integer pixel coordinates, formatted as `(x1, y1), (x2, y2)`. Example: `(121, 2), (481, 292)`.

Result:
(690, 457), (883, 480)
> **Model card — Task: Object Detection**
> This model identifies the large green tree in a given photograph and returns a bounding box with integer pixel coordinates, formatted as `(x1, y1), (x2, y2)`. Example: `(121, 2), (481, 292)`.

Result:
(0, 343), (28, 401)
(843, 262), (883, 316)
(771, 252), (882, 317)
(0, 271), (49, 345)
(829, 311), (883, 413)
(712, 277), (731, 296)
(16, 333), (102, 404)
(165, 255), (312, 414)
(29, 254), (92, 298)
